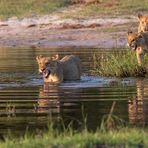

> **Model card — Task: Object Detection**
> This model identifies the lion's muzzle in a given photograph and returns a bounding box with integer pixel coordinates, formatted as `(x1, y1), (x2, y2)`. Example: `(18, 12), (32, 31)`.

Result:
(43, 69), (51, 78)
(129, 41), (137, 51)
(39, 68), (44, 74)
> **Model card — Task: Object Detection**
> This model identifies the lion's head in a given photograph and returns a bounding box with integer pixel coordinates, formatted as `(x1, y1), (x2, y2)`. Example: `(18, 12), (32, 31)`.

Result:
(36, 55), (59, 78)
(127, 31), (145, 51)
(138, 14), (148, 33)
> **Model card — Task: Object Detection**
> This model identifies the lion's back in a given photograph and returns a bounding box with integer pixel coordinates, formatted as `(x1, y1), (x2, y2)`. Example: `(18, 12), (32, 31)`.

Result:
(60, 55), (81, 80)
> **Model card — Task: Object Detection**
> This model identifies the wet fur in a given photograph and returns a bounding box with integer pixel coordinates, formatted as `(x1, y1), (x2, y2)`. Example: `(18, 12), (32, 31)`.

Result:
(36, 55), (81, 84)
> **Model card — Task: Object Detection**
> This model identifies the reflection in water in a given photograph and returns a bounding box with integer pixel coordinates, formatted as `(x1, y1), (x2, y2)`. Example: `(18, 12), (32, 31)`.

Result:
(38, 84), (83, 130)
(0, 47), (147, 137)
(38, 85), (61, 113)
(128, 78), (148, 126)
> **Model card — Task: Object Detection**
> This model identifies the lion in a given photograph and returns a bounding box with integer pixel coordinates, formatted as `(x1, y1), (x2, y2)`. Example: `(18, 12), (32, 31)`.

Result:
(36, 54), (81, 84)
(138, 14), (148, 33)
(127, 30), (148, 65)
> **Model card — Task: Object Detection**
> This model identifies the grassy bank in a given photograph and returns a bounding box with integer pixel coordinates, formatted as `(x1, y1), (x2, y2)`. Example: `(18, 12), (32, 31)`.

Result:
(0, 0), (148, 19)
(0, 104), (147, 148)
(91, 50), (148, 77)
(62, 0), (148, 18)
(1, 126), (147, 148)
(0, 0), (70, 19)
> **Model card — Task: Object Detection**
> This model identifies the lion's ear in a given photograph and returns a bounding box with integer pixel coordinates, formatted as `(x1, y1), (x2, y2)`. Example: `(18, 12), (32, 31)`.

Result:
(36, 56), (40, 62)
(36, 55), (43, 62)
(52, 54), (59, 61)
(127, 30), (133, 35)
(138, 14), (142, 20)
(138, 33), (143, 39)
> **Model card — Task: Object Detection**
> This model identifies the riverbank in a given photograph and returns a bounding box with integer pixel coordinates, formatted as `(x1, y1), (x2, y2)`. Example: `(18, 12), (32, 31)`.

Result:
(0, 15), (137, 49)
(0, 0), (148, 48)
(92, 50), (148, 77)
(1, 127), (147, 148)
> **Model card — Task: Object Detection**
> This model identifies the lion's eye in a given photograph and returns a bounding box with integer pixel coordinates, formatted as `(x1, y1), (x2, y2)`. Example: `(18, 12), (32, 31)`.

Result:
(45, 63), (48, 66)
(142, 21), (145, 24)
(138, 35), (143, 39)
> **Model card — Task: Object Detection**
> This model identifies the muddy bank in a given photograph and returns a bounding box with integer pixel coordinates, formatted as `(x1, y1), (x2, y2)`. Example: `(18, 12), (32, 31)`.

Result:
(0, 15), (137, 48)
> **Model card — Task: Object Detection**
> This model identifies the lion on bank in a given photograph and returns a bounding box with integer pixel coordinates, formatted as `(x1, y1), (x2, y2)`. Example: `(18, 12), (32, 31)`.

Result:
(138, 14), (148, 33)
(127, 31), (148, 65)
(36, 54), (81, 84)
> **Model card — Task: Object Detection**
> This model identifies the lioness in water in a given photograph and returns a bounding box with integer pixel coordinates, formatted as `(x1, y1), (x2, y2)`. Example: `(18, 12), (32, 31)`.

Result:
(138, 14), (148, 33)
(36, 55), (81, 84)
(127, 31), (148, 65)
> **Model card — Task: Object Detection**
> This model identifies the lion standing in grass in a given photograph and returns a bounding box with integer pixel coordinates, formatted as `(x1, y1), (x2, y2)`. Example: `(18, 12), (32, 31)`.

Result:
(36, 55), (81, 84)
(127, 31), (148, 65)
(127, 14), (148, 66)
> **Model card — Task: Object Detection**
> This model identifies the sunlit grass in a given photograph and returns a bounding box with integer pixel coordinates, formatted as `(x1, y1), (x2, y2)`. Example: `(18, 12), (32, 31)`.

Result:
(0, 125), (147, 148)
(0, 0), (70, 19)
(0, 102), (147, 148)
(0, 0), (148, 19)
(91, 50), (148, 77)
(63, 0), (148, 18)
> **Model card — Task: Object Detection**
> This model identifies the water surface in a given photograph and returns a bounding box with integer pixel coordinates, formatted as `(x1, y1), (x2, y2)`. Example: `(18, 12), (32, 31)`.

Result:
(0, 48), (148, 137)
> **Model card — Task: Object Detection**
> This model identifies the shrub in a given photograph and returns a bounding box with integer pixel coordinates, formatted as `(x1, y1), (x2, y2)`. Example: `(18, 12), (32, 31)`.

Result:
(91, 50), (148, 77)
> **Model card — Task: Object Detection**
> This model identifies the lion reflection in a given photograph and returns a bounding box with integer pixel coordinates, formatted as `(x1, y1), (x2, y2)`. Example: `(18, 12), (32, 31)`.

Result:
(37, 84), (81, 114)
(37, 84), (62, 113)
(37, 83), (83, 129)
(128, 79), (148, 125)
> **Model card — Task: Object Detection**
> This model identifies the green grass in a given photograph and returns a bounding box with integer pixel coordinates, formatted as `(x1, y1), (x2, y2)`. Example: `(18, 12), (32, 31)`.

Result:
(0, 0), (148, 19)
(0, 103), (147, 148)
(63, 0), (148, 18)
(91, 50), (148, 77)
(0, 0), (70, 19)
(0, 125), (147, 148)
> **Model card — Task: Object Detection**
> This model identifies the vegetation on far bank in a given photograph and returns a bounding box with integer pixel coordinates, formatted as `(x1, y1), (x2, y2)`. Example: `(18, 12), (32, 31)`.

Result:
(0, 0), (70, 19)
(64, 0), (148, 18)
(0, 0), (148, 19)
(91, 50), (148, 77)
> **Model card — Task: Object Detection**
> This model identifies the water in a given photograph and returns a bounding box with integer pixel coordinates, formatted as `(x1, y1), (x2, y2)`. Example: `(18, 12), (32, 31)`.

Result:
(0, 47), (148, 137)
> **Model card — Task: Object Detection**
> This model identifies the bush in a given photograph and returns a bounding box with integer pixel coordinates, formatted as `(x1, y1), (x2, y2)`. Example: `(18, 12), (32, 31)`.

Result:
(91, 50), (148, 77)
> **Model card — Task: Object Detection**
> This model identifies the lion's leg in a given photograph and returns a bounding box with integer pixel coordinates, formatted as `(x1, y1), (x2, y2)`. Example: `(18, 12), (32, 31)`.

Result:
(136, 47), (144, 66)
(138, 25), (142, 33)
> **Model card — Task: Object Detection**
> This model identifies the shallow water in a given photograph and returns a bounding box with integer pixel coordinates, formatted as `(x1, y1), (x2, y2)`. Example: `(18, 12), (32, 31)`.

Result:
(0, 48), (148, 137)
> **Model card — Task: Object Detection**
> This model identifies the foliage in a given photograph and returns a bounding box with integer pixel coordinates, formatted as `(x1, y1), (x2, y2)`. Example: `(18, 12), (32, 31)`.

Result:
(63, 0), (148, 18)
(91, 50), (148, 77)
(0, 0), (70, 19)
(0, 100), (147, 148)
(0, 124), (147, 148)
(0, 0), (148, 19)
(100, 101), (126, 131)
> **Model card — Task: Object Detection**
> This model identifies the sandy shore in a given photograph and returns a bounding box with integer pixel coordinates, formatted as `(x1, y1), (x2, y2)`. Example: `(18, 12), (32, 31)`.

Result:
(0, 15), (137, 48)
